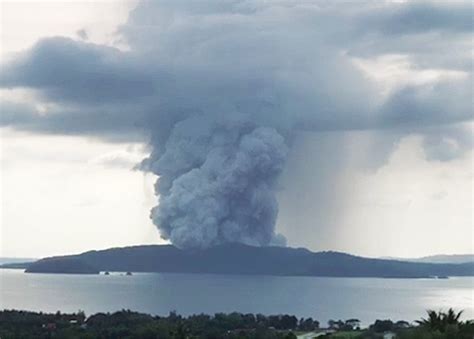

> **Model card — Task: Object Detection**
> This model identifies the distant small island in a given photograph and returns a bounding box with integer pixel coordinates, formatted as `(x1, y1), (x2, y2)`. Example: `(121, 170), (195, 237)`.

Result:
(15, 243), (474, 278)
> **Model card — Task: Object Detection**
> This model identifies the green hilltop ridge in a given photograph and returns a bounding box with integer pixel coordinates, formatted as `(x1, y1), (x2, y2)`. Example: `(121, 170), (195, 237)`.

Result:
(25, 257), (99, 274)
(21, 243), (474, 277)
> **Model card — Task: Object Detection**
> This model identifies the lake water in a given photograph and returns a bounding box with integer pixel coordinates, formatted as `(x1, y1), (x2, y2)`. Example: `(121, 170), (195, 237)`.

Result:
(1, 269), (472, 326)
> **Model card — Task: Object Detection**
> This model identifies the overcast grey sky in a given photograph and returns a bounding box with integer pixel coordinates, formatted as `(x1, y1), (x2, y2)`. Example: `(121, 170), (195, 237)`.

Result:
(0, 0), (472, 258)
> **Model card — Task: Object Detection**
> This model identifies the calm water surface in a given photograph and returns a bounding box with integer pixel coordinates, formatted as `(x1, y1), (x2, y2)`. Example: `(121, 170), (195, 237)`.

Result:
(1, 269), (472, 326)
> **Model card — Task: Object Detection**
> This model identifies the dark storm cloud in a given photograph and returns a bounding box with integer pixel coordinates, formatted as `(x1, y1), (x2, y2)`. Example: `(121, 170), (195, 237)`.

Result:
(0, 0), (471, 248)
(0, 100), (148, 142)
(1, 1), (470, 135)
(364, 2), (472, 35)
(380, 79), (472, 128)
(346, 1), (472, 72)
(1, 37), (154, 104)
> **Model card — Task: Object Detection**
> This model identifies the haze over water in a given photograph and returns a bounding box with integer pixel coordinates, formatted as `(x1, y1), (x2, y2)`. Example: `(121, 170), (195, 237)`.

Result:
(1, 269), (472, 326)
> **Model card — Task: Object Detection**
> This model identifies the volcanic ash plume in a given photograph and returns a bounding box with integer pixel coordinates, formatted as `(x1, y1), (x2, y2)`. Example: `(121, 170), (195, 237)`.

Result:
(146, 116), (288, 249)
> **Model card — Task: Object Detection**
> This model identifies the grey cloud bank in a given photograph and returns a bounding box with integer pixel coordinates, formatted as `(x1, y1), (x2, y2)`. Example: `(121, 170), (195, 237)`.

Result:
(0, 0), (472, 248)
(1, 37), (153, 103)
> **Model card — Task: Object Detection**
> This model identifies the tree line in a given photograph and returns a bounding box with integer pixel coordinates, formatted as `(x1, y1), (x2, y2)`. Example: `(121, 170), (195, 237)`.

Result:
(0, 308), (472, 338)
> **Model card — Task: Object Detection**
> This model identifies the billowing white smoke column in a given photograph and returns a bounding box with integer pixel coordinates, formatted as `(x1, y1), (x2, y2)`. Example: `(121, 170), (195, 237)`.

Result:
(147, 116), (288, 249)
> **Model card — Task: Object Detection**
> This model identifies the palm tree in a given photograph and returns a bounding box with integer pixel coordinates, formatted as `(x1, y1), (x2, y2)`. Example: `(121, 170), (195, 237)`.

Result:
(416, 308), (463, 332)
(416, 310), (442, 330)
(443, 308), (463, 325)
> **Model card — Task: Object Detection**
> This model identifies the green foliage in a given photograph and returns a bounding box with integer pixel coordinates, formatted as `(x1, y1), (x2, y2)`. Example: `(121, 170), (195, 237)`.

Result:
(0, 309), (472, 339)
(0, 310), (302, 339)
(367, 309), (474, 339)
(369, 319), (394, 332)
(416, 308), (464, 332)
(329, 331), (365, 338)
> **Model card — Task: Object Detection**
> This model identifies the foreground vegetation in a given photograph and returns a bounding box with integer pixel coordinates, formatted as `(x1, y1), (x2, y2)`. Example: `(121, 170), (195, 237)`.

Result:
(0, 309), (472, 338)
